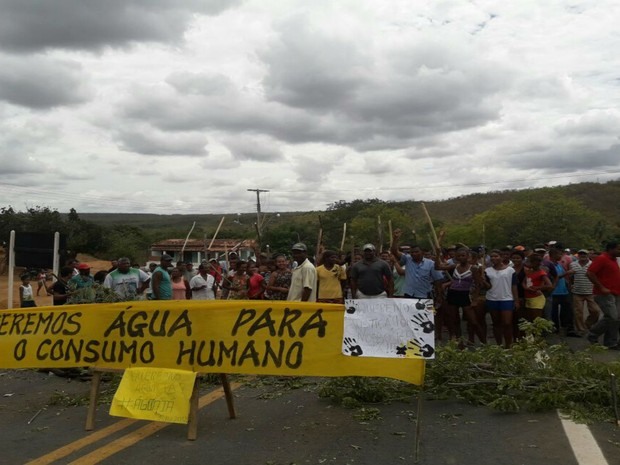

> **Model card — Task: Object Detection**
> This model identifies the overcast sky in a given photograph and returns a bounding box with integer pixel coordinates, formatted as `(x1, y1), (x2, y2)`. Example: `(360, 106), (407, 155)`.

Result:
(1, 0), (619, 215)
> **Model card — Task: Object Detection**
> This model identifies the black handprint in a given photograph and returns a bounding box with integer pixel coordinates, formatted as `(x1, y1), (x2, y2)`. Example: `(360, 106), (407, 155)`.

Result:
(415, 301), (426, 310)
(346, 306), (357, 314)
(407, 336), (435, 358)
(343, 337), (363, 356)
(411, 313), (435, 334)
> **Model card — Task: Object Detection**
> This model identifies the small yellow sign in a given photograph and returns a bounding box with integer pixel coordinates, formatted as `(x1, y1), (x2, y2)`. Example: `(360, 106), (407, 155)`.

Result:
(110, 368), (197, 424)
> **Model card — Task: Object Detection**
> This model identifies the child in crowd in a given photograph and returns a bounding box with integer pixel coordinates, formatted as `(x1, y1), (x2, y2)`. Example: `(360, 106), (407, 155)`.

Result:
(19, 273), (36, 308)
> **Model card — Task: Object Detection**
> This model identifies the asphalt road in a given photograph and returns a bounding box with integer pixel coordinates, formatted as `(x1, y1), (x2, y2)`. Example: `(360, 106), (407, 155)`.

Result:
(1, 370), (619, 465)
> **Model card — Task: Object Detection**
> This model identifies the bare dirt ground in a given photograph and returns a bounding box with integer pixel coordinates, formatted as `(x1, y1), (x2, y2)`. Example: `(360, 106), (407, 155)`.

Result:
(0, 253), (111, 310)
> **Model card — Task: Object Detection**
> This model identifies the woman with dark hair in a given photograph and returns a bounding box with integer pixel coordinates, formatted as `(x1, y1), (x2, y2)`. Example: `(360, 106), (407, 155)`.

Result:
(226, 260), (249, 300)
(265, 254), (291, 300)
(435, 247), (484, 345)
(170, 267), (190, 300)
(523, 254), (552, 322)
(484, 250), (519, 348)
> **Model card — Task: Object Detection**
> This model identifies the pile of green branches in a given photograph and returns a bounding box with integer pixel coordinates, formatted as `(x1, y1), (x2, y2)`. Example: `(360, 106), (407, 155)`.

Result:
(320, 319), (620, 423)
(66, 283), (126, 304)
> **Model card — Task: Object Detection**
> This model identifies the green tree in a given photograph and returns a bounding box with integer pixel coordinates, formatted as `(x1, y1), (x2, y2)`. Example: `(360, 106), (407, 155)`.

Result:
(462, 192), (608, 248)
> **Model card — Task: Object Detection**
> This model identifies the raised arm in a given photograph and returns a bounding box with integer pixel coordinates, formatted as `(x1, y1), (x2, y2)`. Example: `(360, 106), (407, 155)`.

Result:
(391, 228), (403, 260)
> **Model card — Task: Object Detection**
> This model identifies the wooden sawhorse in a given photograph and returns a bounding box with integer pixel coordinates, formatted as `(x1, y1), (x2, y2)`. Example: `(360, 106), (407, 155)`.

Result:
(85, 369), (236, 440)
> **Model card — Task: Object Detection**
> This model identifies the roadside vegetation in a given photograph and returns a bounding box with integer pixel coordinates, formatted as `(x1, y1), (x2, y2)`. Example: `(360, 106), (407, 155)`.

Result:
(319, 319), (620, 424)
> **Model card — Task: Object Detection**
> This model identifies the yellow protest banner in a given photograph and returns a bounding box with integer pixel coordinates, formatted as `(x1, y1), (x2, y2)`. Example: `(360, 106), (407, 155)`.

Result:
(0, 300), (425, 385)
(110, 368), (197, 424)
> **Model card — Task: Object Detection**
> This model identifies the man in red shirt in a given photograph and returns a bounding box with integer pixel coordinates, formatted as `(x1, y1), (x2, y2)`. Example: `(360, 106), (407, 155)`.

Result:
(586, 241), (620, 349)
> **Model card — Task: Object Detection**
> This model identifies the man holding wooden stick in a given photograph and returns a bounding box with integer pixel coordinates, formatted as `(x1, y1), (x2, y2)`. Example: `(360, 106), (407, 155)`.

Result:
(391, 229), (444, 300)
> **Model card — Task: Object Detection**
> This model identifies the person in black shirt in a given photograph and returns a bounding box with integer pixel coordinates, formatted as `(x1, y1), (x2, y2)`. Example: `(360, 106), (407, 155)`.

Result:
(52, 266), (74, 305)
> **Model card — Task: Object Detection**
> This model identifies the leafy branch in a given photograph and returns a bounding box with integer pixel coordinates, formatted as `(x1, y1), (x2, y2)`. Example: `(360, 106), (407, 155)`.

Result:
(319, 319), (620, 423)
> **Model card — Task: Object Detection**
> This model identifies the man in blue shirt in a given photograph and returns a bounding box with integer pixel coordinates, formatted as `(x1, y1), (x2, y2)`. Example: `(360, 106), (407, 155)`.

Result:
(391, 228), (444, 299)
(549, 247), (579, 337)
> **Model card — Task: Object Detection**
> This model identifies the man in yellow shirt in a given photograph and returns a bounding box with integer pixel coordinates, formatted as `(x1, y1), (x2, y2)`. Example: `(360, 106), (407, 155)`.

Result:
(316, 250), (347, 303)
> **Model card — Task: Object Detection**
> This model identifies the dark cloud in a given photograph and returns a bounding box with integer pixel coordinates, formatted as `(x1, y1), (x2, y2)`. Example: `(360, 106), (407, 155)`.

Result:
(118, 19), (507, 153)
(0, 154), (45, 177)
(117, 127), (208, 156)
(511, 144), (620, 172)
(0, 55), (91, 108)
(223, 135), (283, 162)
(0, 0), (240, 53)
(261, 16), (364, 110)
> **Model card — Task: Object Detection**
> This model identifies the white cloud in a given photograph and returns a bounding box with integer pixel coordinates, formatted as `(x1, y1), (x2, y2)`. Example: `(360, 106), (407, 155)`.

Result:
(0, 0), (619, 213)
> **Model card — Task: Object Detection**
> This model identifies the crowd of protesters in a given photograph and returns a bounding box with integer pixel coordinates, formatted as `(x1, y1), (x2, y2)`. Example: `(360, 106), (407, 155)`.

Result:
(39, 228), (620, 350)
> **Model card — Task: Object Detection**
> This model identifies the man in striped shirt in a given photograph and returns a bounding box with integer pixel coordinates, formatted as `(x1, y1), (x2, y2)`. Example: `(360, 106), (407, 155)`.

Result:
(570, 249), (601, 334)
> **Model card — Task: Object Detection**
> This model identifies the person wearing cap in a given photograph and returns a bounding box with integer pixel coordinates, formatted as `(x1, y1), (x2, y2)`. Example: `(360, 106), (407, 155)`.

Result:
(151, 254), (173, 300)
(287, 243), (317, 302)
(103, 257), (150, 300)
(69, 263), (94, 289)
(391, 228), (444, 300)
(350, 243), (393, 299)
(586, 241), (620, 348)
(569, 249), (602, 334)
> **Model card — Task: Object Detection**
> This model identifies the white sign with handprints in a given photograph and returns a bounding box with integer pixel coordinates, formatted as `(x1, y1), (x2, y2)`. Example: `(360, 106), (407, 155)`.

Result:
(342, 299), (435, 359)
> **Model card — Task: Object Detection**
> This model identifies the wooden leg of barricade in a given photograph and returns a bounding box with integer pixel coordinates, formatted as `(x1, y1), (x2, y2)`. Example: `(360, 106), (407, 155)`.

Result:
(414, 389), (423, 463)
(220, 373), (236, 419)
(85, 369), (237, 440)
(187, 377), (200, 441)
(85, 370), (102, 431)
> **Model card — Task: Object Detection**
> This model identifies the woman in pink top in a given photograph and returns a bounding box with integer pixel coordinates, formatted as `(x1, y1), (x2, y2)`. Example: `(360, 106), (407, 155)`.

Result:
(171, 267), (190, 300)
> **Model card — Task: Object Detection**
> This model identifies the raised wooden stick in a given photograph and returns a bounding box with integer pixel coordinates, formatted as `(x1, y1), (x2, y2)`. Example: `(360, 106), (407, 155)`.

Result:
(388, 220), (393, 248)
(224, 242), (230, 273)
(316, 215), (323, 260)
(181, 221), (196, 260)
(208, 216), (226, 251)
(340, 223), (347, 251)
(437, 230), (446, 249)
(427, 234), (437, 257)
(421, 203), (441, 251)
(377, 216), (383, 252)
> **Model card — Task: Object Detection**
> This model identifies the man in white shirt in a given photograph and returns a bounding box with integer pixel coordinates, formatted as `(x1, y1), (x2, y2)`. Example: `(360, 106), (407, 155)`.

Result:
(287, 243), (317, 302)
(103, 257), (150, 300)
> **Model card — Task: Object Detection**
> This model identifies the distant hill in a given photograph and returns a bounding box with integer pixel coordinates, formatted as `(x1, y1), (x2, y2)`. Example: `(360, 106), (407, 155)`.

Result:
(78, 179), (620, 229)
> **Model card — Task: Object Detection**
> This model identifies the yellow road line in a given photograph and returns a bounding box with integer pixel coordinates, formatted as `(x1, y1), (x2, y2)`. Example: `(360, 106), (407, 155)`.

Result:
(27, 382), (241, 465)
(25, 419), (137, 465)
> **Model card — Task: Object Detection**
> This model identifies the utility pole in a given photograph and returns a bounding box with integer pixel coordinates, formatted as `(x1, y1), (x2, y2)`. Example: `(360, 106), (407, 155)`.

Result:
(247, 188), (269, 237)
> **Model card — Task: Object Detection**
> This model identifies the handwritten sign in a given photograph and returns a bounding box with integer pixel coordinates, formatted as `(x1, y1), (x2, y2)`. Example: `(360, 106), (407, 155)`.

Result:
(343, 299), (435, 359)
(110, 368), (196, 424)
(0, 300), (425, 385)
